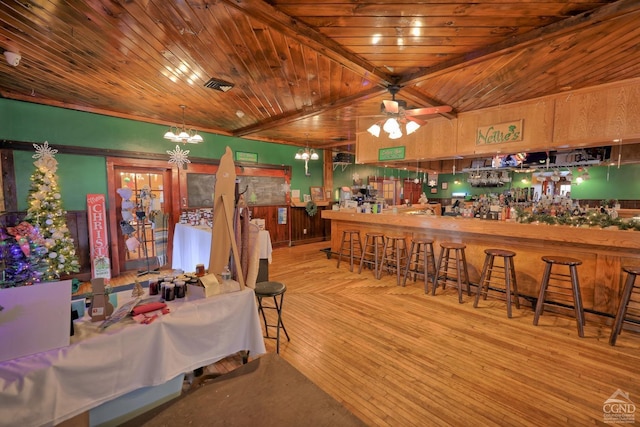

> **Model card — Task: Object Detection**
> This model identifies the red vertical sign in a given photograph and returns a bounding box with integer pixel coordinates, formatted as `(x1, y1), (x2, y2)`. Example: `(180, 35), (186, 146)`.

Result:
(87, 194), (111, 282)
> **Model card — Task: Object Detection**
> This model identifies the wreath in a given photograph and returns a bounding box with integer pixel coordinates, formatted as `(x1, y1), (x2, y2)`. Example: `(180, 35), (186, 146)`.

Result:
(305, 200), (318, 216)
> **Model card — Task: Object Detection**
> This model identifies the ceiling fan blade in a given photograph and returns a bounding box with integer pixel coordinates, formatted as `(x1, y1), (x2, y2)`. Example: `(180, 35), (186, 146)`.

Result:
(382, 100), (399, 114)
(406, 117), (427, 126)
(405, 105), (452, 117)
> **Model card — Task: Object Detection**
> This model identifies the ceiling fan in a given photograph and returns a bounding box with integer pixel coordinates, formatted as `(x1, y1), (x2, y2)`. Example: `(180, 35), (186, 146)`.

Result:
(367, 85), (452, 139)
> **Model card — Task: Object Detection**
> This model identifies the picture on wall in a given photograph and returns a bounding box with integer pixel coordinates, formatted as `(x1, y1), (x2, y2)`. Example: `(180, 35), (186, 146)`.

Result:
(310, 186), (324, 202)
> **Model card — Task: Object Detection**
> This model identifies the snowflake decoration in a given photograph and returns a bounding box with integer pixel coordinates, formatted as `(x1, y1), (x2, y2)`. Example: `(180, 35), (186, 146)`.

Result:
(280, 182), (291, 194)
(32, 141), (58, 160)
(167, 145), (191, 168)
(352, 172), (360, 182)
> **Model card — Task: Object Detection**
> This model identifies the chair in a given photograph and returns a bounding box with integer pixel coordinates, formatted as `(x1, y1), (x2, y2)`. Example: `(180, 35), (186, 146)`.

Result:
(379, 235), (409, 286)
(359, 232), (385, 279)
(337, 230), (362, 272)
(433, 242), (471, 303)
(403, 237), (437, 293)
(473, 248), (520, 318)
(255, 281), (290, 353)
(533, 256), (585, 337)
(609, 266), (640, 346)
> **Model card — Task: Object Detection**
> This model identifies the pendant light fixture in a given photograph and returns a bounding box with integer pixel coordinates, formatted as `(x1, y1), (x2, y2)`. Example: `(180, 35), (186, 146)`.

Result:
(294, 134), (319, 176)
(163, 105), (203, 144)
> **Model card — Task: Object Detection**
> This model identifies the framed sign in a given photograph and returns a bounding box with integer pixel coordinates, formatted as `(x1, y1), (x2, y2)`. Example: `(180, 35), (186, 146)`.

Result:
(310, 186), (324, 202)
(441, 182), (448, 190)
(476, 120), (524, 145)
(235, 151), (258, 163)
(378, 146), (405, 161)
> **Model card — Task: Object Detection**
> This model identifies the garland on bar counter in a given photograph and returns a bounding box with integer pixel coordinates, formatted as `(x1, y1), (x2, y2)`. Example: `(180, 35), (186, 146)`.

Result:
(515, 208), (640, 231)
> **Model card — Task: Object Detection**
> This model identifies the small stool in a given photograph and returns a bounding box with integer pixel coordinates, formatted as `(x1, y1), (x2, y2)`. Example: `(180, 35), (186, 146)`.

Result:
(433, 242), (471, 303)
(379, 235), (409, 286)
(473, 249), (520, 318)
(255, 281), (290, 354)
(359, 232), (385, 279)
(609, 266), (640, 346)
(337, 230), (362, 272)
(533, 256), (585, 337)
(403, 237), (437, 293)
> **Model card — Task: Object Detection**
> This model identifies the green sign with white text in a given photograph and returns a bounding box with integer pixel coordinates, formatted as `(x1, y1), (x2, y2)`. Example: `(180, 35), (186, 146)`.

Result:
(378, 146), (405, 161)
(235, 151), (258, 162)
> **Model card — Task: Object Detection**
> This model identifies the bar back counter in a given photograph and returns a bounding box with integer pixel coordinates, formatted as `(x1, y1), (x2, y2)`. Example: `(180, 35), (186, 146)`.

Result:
(322, 209), (640, 318)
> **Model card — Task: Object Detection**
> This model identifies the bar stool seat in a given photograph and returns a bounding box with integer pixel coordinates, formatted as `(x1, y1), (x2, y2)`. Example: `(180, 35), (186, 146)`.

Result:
(359, 232), (385, 279)
(433, 242), (471, 303)
(255, 281), (290, 354)
(403, 237), (437, 293)
(379, 235), (409, 286)
(473, 248), (520, 317)
(533, 255), (585, 337)
(609, 265), (640, 346)
(337, 230), (362, 272)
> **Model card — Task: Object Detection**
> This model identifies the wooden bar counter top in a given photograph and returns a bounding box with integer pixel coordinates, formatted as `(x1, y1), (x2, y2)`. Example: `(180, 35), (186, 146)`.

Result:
(322, 209), (640, 317)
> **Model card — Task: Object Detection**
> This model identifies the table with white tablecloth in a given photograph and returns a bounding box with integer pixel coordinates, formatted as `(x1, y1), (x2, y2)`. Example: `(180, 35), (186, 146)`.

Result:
(172, 223), (272, 273)
(0, 288), (266, 427)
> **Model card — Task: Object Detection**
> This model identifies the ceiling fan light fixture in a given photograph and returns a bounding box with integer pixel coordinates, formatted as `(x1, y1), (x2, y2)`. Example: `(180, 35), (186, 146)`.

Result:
(367, 123), (381, 137)
(406, 120), (420, 135)
(383, 118), (400, 133)
(389, 129), (403, 140)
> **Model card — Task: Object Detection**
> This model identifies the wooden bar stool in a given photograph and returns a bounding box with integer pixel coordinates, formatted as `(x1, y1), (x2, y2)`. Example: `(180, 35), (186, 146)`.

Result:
(403, 237), (437, 293)
(336, 229), (362, 272)
(255, 281), (290, 354)
(609, 266), (640, 346)
(473, 248), (520, 318)
(359, 232), (385, 279)
(379, 235), (409, 286)
(533, 256), (585, 337)
(433, 242), (471, 303)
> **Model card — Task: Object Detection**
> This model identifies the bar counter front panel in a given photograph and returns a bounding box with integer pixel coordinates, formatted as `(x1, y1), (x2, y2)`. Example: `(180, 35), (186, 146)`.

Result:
(322, 210), (640, 317)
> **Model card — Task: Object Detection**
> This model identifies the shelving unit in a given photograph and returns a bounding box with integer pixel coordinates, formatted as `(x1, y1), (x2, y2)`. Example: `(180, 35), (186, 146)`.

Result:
(332, 162), (351, 171)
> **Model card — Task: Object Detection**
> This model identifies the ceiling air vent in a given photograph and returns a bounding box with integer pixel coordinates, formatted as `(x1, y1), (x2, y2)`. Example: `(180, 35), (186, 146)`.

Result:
(204, 77), (234, 92)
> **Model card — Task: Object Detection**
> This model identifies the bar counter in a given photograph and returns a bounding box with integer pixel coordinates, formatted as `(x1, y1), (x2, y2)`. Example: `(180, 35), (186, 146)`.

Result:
(322, 209), (640, 317)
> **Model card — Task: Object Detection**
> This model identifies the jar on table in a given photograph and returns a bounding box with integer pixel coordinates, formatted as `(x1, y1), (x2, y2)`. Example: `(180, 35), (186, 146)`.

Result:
(175, 280), (186, 299)
(164, 283), (175, 301)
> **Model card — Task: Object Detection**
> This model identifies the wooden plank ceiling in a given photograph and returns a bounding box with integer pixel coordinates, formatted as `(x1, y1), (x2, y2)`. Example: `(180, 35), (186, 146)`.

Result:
(0, 0), (639, 160)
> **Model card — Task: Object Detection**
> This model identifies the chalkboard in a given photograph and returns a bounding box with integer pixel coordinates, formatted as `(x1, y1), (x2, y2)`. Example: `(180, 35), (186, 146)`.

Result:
(239, 176), (286, 206)
(186, 173), (286, 207)
(187, 173), (216, 207)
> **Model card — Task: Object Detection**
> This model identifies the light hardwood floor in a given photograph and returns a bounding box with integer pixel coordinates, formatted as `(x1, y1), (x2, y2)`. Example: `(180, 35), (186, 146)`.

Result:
(116, 241), (640, 426)
(263, 242), (639, 426)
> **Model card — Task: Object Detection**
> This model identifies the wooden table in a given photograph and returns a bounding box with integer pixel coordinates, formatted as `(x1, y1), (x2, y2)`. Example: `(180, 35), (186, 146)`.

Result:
(0, 288), (266, 427)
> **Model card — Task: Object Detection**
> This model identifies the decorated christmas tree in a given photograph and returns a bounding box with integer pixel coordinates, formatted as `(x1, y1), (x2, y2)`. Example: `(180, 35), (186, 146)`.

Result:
(0, 221), (50, 287)
(23, 142), (80, 280)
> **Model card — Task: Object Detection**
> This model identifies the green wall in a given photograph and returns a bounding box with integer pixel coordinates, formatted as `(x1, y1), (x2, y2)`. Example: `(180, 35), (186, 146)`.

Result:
(1, 98), (323, 210)
(2, 98), (639, 211)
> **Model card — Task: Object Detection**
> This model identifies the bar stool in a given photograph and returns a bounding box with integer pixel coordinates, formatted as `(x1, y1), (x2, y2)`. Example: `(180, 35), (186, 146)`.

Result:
(336, 229), (362, 272)
(403, 237), (437, 293)
(433, 242), (471, 303)
(379, 235), (409, 286)
(359, 232), (385, 279)
(473, 248), (520, 318)
(255, 281), (290, 354)
(533, 256), (585, 337)
(609, 266), (640, 346)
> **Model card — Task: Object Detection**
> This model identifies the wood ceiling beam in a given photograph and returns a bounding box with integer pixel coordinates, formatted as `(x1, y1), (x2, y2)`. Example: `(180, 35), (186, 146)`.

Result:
(233, 86), (386, 137)
(221, 0), (394, 88)
(398, 0), (640, 87)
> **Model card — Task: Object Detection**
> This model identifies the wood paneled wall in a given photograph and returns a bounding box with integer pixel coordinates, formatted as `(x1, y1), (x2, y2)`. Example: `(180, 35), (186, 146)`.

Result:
(356, 78), (640, 166)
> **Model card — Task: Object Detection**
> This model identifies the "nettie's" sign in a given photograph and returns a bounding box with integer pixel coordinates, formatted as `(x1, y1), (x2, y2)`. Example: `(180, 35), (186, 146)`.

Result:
(476, 120), (523, 145)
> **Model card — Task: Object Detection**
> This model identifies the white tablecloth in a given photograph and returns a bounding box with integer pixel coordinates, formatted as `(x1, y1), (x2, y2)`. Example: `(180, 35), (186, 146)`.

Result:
(0, 288), (266, 427)
(172, 223), (272, 272)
